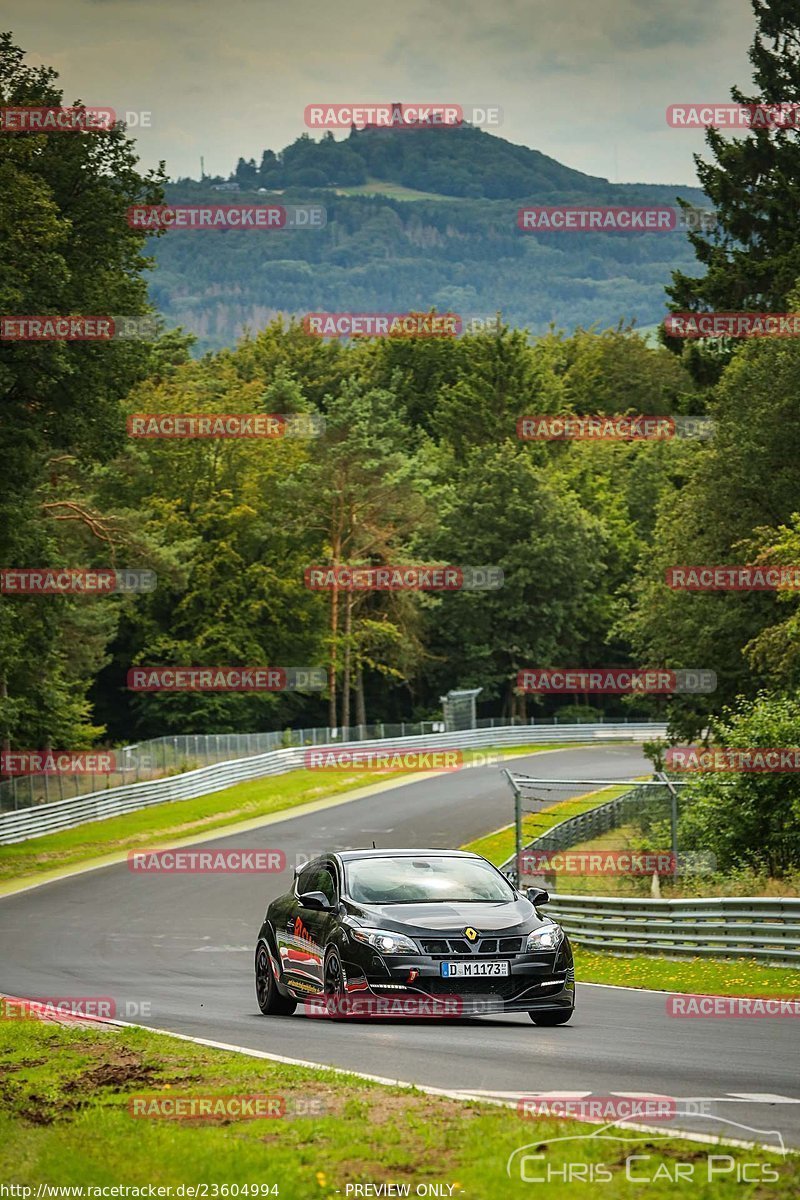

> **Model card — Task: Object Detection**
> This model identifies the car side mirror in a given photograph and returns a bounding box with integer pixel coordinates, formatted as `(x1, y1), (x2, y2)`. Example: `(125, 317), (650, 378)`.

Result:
(526, 887), (550, 907)
(298, 890), (334, 912)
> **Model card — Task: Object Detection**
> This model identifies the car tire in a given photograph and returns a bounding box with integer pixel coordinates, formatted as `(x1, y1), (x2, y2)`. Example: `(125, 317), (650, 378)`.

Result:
(529, 1006), (574, 1025)
(255, 943), (297, 1016)
(323, 947), (347, 1019)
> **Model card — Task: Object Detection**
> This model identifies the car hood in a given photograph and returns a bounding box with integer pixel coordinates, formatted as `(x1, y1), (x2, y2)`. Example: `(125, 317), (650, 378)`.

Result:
(347, 898), (547, 934)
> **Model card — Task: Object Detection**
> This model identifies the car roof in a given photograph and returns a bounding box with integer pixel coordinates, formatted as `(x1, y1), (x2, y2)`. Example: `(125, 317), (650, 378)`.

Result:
(334, 848), (482, 862)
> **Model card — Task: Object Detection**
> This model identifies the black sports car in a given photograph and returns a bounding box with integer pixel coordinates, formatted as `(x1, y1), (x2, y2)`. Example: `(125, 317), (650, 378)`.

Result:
(254, 848), (575, 1023)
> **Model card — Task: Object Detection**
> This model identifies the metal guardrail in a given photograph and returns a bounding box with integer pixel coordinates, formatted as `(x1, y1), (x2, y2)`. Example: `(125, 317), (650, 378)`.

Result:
(543, 894), (800, 965)
(0, 722), (665, 844)
(0, 713), (657, 811)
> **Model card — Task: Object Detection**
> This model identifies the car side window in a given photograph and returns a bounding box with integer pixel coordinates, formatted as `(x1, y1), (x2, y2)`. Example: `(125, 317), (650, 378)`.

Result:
(311, 866), (337, 904)
(295, 865), (318, 895)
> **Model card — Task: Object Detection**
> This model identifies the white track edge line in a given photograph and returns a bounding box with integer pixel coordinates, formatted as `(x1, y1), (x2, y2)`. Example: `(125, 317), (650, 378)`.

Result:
(2, 993), (791, 1157)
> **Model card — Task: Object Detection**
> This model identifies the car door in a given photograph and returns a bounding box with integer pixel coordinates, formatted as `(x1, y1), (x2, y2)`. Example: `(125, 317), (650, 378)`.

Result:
(277, 861), (323, 993)
(295, 861), (339, 990)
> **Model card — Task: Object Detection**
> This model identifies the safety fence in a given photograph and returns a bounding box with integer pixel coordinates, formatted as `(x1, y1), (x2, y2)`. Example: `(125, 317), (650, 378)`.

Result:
(500, 783), (654, 876)
(0, 722), (664, 843)
(0, 713), (656, 812)
(499, 784), (799, 965)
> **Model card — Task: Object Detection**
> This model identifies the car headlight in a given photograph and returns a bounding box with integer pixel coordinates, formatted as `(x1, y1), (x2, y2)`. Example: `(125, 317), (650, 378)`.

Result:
(348, 926), (419, 954)
(526, 924), (564, 951)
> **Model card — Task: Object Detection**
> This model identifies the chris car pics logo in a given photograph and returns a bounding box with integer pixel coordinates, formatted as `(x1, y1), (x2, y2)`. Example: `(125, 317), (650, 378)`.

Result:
(507, 1116), (786, 1185)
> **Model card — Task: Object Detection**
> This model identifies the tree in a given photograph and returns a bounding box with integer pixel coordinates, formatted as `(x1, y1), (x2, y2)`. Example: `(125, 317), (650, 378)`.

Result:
(279, 380), (429, 727)
(678, 691), (800, 875)
(97, 358), (324, 738)
(429, 325), (551, 458)
(624, 330), (800, 735)
(742, 513), (800, 688)
(668, 1), (800, 320)
(234, 157), (258, 187)
(418, 443), (608, 719)
(0, 33), (164, 751)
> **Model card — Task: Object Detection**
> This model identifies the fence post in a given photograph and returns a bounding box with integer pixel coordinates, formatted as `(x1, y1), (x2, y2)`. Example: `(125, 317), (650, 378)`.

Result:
(658, 771), (680, 880)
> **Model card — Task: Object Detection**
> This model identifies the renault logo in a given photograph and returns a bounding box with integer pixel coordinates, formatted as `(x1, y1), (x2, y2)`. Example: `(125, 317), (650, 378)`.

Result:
(464, 927), (479, 942)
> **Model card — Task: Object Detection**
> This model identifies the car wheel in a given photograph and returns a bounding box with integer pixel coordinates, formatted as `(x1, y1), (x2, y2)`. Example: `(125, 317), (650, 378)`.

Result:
(324, 947), (347, 1019)
(255, 943), (297, 1016)
(529, 1007), (574, 1025)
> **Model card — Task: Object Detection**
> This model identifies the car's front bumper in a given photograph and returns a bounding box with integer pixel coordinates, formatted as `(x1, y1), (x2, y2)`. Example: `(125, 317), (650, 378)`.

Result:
(338, 948), (575, 1016)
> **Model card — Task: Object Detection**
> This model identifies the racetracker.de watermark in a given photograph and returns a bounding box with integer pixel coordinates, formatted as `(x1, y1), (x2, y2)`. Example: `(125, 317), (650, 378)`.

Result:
(127, 205), (326, 230)
(126, 667), (327, 691)
(129, 1094), (287, 1120)
(0, 996), (150, 1020)
(667, 993), (800, 1017)
(304, 102), (502, 129)
(518, 206), (716, 232)
(303, 312), (461, 338)
(302, 994), (483, 1017)
(518, 414), (675, 441)
(0, 751), (116, 775)
(517, 1096), (682, 1121)
(666, 746), (800, 772)
(518, 850), (716, 876)
(127, 413), (324, 438)
(517, 415), (714, 440)
(127, 849), (285, 872)
(303, 748), (499, 771)
(666, 565), (800, 590)
(1, 569), (156, 594)
(517, 668), (716, 694)
(0, 316), (161, 341)
(665, 312), (800, 338)
(305, 565), (503, 591)
(0, 106), (115, 131)
(667, 102), (800, 128)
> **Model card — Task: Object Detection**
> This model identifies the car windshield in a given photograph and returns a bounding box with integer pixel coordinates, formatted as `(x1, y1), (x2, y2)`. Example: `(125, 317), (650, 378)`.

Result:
(344, 856), (515, 904)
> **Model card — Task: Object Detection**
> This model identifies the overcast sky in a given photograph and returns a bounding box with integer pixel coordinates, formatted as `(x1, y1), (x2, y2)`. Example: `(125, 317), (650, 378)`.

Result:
(9, 0), (756, 185)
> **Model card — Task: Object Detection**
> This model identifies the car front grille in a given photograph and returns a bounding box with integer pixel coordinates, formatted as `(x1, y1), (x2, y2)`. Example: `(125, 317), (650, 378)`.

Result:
(418, 936), (525, 956)
(421, 977), (522, 1000)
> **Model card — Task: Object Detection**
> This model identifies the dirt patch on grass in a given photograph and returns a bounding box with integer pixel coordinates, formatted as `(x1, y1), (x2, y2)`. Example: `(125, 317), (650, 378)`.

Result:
(63, 1044), (199, 1094)
(64, 1060), (162, 1092)
(366, 1092), (481, 1127)
(0, 1058), (47, 1073)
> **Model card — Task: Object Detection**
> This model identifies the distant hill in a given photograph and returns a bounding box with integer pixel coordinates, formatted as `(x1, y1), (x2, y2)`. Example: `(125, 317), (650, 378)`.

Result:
(222, 123), (707, 205)
(150, 126), (709, 352)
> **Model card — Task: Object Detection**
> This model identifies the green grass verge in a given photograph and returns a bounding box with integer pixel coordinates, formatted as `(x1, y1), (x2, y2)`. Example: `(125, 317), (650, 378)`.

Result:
(462, 784), (633, 866)
(0, 743), (580, 886)
(1, 1018), (795, 1198)
(334, 180), (455, 200)
(573, 945), (800, 998)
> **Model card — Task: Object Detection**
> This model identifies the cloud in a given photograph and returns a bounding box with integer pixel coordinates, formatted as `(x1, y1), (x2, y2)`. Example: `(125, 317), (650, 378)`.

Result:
(9, 0), (755, 183)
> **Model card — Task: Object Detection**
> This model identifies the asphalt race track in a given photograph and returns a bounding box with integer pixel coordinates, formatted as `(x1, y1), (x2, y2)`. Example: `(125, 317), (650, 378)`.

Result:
(1, 745), (798, 1153)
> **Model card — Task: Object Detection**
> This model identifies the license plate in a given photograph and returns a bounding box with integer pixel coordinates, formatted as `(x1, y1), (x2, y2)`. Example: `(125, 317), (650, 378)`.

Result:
(440, 960), (510, 978)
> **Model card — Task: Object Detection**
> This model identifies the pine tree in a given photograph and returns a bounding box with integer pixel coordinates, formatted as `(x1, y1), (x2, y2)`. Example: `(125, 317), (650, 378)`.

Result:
(668, 1), (800, 319)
